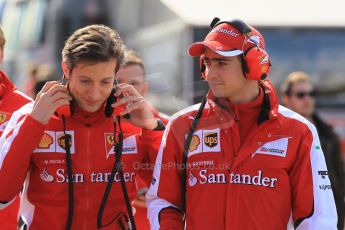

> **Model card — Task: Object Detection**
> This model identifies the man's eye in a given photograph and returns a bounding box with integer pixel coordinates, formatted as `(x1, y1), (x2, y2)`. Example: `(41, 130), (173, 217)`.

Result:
(219, 61), (228, 66)
(130, 81), (141, 86)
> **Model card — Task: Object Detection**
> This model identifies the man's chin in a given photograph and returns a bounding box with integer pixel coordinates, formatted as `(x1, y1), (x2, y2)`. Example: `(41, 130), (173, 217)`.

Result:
(80, 104), (103, 113)
(212, 91), (226, 98)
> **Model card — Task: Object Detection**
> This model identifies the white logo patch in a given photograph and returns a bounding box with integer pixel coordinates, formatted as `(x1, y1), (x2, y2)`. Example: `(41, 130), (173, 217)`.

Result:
(122, 135), (138, 154)
(56, 131), (75, 153)
(34, 131), (75, 154)
(106, 135), (138, 158)
(188, 128), (221, 157)
(252, 137), (290, 158)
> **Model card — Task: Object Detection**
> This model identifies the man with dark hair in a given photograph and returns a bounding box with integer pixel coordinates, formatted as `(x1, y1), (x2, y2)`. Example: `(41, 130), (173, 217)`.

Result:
(147, 18), (337, 229)
(0, 25), (32, 230)
(0, 24), (163, 229)
(281, 71), (345, 230)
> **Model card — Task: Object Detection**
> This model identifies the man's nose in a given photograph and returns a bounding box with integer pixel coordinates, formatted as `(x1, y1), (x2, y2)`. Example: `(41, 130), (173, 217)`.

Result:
(87, 86), (101, 101)
(205, 63), (218, 80)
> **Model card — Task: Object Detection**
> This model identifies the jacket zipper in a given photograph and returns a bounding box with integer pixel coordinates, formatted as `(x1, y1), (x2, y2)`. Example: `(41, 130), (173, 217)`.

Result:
(84, 127), (91, 230)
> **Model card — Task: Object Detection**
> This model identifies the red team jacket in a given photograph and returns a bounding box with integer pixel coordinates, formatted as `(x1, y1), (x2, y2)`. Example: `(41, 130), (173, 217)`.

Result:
(147, 80), (337, 229)
(0, 71), (32, 230)
(127, 110), (170, 230)
(0, 101), (162, 229)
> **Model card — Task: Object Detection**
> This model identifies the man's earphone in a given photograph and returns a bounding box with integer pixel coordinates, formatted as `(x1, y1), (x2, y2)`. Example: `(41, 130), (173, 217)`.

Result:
(200, 17), (271, 81)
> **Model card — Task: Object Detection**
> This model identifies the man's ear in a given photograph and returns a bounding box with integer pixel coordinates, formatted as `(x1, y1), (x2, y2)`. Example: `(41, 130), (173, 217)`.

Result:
(61, 60), (70, 80)
(0, 47), (4, 64)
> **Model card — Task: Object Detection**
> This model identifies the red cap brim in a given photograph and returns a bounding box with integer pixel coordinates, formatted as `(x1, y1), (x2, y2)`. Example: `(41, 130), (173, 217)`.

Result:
(188, 41), (243, 57)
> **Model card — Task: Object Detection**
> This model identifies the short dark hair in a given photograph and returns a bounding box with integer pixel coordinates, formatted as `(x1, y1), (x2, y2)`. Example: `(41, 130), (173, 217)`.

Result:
(62, 24), (125, 73)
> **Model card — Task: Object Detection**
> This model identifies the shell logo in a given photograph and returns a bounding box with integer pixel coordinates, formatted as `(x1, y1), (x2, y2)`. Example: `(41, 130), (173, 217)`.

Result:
(38, 133), (53, 148)
(0, 114), (7, 123)
(189, 135), (200, 152)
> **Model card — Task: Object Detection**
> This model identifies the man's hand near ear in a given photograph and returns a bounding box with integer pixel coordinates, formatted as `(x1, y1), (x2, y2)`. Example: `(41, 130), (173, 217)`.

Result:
(30, 81), (72, 124)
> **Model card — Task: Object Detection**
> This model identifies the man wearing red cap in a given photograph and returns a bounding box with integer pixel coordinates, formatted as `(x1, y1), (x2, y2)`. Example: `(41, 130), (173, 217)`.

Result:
(147, 18), (337, 229)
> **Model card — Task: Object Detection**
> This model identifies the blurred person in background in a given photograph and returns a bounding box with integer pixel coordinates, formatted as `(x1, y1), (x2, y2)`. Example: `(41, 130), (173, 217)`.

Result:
(23, 62), (39, 99)
(116, 49), (170, 230)
(33, 79), (50, 99)
(32, 69), (58, 99)
(116, 49), (170, 123)
(281, 71), (345, 230)
(0, 25), (32, 230)
(23, 63), (54, 99)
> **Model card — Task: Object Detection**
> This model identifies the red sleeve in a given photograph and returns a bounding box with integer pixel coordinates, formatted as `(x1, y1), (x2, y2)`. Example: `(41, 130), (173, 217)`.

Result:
(138, 128), (164, 186)
(291, 125), (337, 229)
(289, 130), (314, 223)
(0, 114), (45, 201)
(146, 117), (188, 229)
(156, 125), (184, 207)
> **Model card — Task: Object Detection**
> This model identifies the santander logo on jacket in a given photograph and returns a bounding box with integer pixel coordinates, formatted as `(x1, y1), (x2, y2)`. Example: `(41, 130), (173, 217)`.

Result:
(189, 169), (278, 188)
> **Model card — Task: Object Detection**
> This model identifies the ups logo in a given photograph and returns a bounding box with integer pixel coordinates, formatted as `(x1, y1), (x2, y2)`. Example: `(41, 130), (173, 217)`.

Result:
(57, 134), (72, 149)
(204, 132), (218, 148)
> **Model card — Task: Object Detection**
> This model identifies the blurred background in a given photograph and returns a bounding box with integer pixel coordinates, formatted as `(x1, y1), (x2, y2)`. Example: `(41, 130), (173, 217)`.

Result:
(1, 0), (345, 156)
